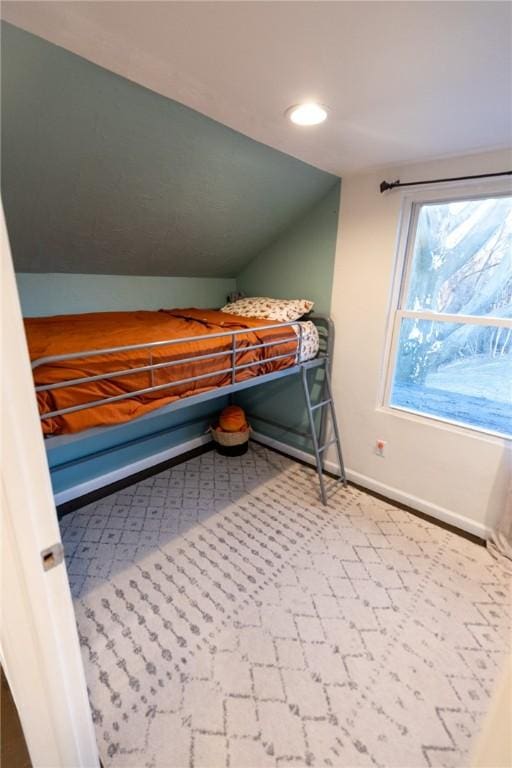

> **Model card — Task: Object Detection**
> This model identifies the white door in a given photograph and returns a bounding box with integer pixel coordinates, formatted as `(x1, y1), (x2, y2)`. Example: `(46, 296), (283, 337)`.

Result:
(1, 203), (99, 768)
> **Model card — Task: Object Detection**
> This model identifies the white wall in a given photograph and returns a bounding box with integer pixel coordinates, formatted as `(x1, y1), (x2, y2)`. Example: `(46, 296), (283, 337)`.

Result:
(330, 148), (511, 538)
(16, 273), (236, 316)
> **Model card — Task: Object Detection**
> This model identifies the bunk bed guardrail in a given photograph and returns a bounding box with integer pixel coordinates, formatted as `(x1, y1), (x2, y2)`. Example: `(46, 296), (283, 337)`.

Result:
(32, 314), (344, 505)
(32, 318), (330, 421)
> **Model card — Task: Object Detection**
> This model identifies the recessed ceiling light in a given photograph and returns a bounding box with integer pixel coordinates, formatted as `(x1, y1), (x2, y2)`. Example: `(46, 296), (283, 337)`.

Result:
(286, 102), (328, 126)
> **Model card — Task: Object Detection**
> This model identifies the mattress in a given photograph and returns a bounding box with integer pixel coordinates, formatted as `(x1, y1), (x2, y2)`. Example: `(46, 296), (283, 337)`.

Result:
(26, 308), (314, 436)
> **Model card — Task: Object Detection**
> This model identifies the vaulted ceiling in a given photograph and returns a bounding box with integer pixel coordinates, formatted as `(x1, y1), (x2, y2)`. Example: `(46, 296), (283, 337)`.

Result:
(2, 1), (511, 175)
(2, 2), (510, 277)
(1, 22), (337, 277)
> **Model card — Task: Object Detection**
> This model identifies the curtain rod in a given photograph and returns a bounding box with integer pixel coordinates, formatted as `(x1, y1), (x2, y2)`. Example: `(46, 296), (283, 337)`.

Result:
(379, 170), (512, 194)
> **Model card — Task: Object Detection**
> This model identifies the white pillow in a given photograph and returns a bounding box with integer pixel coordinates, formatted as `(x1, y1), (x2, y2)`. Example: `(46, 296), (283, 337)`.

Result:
(221, 296), (314, 322)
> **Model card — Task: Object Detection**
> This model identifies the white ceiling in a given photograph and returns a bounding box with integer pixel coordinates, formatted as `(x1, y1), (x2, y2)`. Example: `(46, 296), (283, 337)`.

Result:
(2, 1), (511, 175)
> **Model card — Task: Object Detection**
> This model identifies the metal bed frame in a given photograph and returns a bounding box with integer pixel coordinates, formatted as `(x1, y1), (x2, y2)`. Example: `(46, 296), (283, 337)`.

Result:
(32, 314), (346, 504)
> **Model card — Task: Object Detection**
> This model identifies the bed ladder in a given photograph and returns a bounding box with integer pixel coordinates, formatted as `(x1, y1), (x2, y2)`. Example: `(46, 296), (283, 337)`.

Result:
(301, 362), (347, 505)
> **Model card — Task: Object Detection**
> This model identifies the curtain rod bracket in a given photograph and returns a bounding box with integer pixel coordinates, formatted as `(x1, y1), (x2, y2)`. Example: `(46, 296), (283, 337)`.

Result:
(380, 179), (399, 193)
(379, 170), (512, 194)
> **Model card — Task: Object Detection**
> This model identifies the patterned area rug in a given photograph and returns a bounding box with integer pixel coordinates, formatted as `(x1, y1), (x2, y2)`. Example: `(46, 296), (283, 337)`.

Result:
(61, 444), (511, 768)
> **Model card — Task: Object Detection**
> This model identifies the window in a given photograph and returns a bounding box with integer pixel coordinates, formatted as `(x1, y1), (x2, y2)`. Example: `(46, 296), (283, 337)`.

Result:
(386, 190), (512, 438)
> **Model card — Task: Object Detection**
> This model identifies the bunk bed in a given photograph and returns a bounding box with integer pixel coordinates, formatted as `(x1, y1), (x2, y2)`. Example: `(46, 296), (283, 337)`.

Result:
(27, 307), (345, 504)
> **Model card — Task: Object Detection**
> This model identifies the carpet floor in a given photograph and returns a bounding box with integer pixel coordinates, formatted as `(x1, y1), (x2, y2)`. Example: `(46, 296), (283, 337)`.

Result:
(61, 444), (511, 768)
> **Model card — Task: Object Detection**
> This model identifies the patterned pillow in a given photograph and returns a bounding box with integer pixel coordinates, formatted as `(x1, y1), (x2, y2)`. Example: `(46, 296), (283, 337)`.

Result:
(221, 297), (314, 322)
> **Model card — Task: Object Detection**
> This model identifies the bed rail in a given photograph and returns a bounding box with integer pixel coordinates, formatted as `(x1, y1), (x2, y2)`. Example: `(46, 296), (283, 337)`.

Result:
(32, 315), (333, 423)
(31, 318), (336, 422)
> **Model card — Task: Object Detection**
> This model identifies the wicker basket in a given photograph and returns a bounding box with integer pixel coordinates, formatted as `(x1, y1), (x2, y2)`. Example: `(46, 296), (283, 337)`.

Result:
(210, 426), (251, 456)
(210, 426), (250, 447)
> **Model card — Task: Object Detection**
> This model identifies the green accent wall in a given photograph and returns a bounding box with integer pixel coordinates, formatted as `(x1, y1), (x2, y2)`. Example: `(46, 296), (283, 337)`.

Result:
(16, 273), (235, 317)
(237, 182), (341, 314)
(235, 183), (341, 454)
(1, 21), (337, 279)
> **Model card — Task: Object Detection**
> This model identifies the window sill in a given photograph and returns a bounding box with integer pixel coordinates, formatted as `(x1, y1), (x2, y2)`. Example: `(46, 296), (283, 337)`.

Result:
(376, 403), (511, 445)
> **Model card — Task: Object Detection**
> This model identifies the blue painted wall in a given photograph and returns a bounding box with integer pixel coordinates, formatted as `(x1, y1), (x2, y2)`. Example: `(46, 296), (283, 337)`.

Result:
(2, 21), (337, 279)
(235, 183), (341, 454)
(237, 183), (340, 314)
(16, 273), (235, 316)
(48, 399), (228, 498)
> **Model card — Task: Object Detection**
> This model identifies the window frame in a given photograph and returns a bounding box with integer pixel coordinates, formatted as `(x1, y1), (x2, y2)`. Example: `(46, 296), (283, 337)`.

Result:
(380, 178), (512, 441)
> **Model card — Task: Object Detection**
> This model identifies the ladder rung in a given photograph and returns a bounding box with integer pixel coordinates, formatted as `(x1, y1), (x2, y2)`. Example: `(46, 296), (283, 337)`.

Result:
(318, 439), (338, 454)
(310, 398), (332, 411)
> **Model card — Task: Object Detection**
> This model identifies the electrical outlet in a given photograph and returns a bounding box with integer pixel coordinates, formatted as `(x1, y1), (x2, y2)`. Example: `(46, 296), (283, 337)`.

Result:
(375, 439), (386, 457)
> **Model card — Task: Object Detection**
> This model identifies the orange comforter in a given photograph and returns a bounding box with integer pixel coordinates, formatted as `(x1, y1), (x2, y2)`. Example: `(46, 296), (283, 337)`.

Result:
(25, 308), (298, 436)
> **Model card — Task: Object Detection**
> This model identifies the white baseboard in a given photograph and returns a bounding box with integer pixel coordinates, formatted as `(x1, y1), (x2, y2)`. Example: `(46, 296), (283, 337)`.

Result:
(53, 434), (211, 506)
(54, 428), (491, 541)
(251, 431), (490, 540)
(252, 430), (341, 475)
